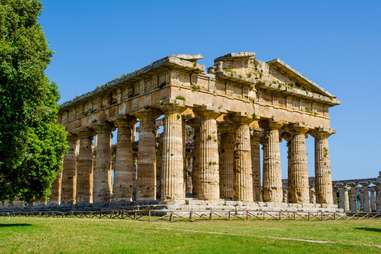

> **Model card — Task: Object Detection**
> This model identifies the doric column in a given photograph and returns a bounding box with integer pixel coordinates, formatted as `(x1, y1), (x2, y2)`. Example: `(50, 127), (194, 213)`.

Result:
(219, 131), (234, 200)
(191, 125), (200, 197)
(338, 186), (350, 212)
(350, 186), (357, 213)
(309, 187), (316, 204)
(49, 171), (62, 205)
(376, 183), (381, 212)
(93, 123), (112, 205)
(369, 188), (376, 212)
(362, 184), (371, 212)
(137, 109), (157, 200)
(312, 129), (334, 205)
(113, 118), (135, 202)
(332, 188), (338, 205)
(196, 110), (220, 200)
(161, 106), (185, 201)
(156, 134), (163, 199)
(61, 135), (78, 205)
(262, 121), (283, 202)
(233, 117), (253, 202)
(76, 129), (93, 206)
(251, 129), (261, 202)
(283, 190), (288, 203)
(288, 126), (309, 204)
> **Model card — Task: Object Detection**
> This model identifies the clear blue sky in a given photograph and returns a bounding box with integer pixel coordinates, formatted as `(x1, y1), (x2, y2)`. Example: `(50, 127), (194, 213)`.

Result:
(40, 1), (381, 181)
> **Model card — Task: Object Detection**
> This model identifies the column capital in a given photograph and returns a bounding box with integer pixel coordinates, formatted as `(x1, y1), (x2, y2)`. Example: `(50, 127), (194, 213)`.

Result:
(78, 128), (94, 138)
(268, 120), (285, 130)
(94, 122), (113, 134)
(289, 123), (309, 135)
(194, 108), (220, 120)
(311, 128), (335, 139)
(114, 116), (136, 128)
(161, 104), (186, 114)
(134, 108), (161, 120)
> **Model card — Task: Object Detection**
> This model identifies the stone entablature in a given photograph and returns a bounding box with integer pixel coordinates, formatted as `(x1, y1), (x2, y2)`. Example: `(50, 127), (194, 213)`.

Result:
(47, 52), (342, 210)
(59, 52), (339, 134)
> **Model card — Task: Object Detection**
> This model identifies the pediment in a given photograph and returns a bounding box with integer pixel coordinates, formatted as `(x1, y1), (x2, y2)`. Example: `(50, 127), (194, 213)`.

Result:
(266, 59), (337, 100)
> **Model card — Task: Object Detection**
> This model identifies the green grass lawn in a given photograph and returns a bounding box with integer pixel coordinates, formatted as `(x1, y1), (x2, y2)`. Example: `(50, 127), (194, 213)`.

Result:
(0, 216), (380, 254)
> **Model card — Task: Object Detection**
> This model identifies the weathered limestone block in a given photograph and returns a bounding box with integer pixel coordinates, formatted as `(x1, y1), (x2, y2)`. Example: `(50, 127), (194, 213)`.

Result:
(338, 186), (350, 212)
(137, 109), (157, 200)
(93, 123), (112, 205)
(251, 130), (261, 201)
(219, 131), (234, 200)
(263, 122), (283, 202)
(113, 118), (135, 201)
(76, 129), (93, 205)
(61, 135), (77, 205)
(233, 119), (253, 202)
(313, 129), (333, 205)
(197, 111), (220, 200)
(161, 106), (185, 201)
(49, 171), (62, 205)
(288, 127), (309, 204)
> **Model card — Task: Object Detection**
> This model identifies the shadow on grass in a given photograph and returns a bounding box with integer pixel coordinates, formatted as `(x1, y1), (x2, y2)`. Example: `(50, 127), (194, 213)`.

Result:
(355, 227), (381, 233)
(0, 223), (32, 228)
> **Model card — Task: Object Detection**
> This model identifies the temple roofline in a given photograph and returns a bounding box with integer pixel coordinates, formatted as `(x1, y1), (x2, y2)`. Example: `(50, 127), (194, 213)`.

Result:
(267, 58), (340, 104)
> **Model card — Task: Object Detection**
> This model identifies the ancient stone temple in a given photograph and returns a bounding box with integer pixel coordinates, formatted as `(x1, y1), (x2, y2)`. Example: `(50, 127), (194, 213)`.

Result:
(53, 52), (342, 211)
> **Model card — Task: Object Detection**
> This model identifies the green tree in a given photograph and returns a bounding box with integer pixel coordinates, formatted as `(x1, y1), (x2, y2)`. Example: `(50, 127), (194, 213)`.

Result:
(0, 0), (67, 203)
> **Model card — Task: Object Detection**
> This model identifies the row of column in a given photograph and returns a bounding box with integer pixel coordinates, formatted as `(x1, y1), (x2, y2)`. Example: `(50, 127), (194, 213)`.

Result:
(52, 107), (335, 206)
(337, 184), (381, 213)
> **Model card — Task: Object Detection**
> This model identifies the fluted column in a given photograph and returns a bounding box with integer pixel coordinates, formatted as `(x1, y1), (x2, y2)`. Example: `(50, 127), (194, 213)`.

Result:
(161, 106), (184, 201)
(263, 122), (283, 202)
(376, 184), (381, 212)
(113, 118), (135, 202)
(77, 129), (93, 206)
(197, 110), (220, 200)
(93, 123), (112, 205)
(338, 186), (350, 212)
(309, 187), (316, 204)
(251, 129), (261, 201)
(233, 118), (253, 201)
(192, 125), (200, 197)
(362, 184), (371, 212)
(288, 126), (309, 204)
(49, 171), (62, 205)
(312, 129), (334, 205)
(283, 190), (288, 203)
(332, 188), (338, 205)
(219, 131), (234, 200)
(137, 109), (157, 200)
(61, 135), (78, 205)
(370, 188), (376, 212)
(350, 187), (357, 213)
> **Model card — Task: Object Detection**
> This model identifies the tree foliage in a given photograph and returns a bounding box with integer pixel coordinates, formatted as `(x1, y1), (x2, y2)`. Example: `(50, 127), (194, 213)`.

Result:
(0, 0), (67, 202)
